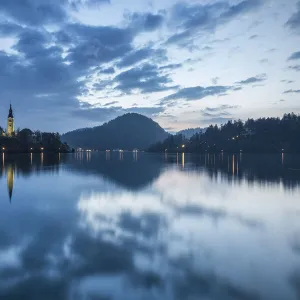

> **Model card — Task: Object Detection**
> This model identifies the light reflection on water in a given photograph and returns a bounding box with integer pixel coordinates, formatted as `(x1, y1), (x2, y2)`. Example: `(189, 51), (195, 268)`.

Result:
(0, 152), (299, 300)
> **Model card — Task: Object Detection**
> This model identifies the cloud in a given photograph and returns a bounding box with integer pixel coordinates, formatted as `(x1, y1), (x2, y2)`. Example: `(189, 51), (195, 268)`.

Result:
(103, 101), (118, 106)
(159, 63), (182, 70)
(0, 0), (67, 26)
(99, 67), (115, 74)
(127, 12), (164, 32)
(203, 116), (233, 125)
(235, 73), (267, 85)
(64, 24), (134, 70)
(288, 51), (300, 60)
(211, 77), (220, 85)
(70, 0), (110, 10)
(166, 0), (263, 46)
(288, 65), (300, 71)
(117, 47), (167, 68)
(72, 105), (165, 121)
(114, 63), (179, 94)
(0, 22), (23, 37)
(203, 105), (239, 112)
(283, 89), (300, 94)
(162, 85), (233, 102)
(249, 34), (258, 39)
(200, 105), (238, 117)
(281, 80), (294, 84)
(0, 0), (110, 27)
(259, 58), (268, 64)
(286, 1), (300, 32)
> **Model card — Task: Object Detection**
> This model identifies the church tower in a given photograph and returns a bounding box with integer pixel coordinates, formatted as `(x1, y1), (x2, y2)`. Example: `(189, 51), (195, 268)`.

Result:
(7, 104), (14, 137)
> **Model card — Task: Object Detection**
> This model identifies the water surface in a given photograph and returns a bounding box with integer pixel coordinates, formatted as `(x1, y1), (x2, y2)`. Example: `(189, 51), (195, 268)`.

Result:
(0, 152), (299, 300)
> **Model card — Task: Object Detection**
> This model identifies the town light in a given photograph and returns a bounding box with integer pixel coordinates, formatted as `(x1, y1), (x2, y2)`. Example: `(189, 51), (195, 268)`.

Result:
(2, 147), (5, 151)
(182, 144), (185, 148)
(41, 147), (44, 151)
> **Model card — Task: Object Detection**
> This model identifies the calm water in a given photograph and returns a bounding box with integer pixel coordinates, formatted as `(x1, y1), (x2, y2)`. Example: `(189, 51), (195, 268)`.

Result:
(0, 152), (300, 300)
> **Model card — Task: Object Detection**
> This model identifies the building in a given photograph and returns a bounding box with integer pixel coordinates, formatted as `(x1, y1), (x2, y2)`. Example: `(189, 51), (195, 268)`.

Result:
(1, 104), (15, 137)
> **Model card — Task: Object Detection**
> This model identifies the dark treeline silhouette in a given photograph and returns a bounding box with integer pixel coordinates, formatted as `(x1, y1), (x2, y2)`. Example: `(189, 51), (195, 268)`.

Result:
(62, 113), (168, 150)
(0, 128), (72, 153)
(149, 113), (300, 153)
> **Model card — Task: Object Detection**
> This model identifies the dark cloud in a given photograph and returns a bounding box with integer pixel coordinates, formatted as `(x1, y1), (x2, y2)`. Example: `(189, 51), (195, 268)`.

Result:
(0, 0), (110, 27)
(288, 51), (300, 60)
(202, 46), (213, 51)
(286, 1), (300, 32)
(289, 65), (300, 71)
(159, 63), (182, 71)
(64, 24), (134, 70)
(0, 28), (86, 132)
(202, 111), (231, 117)
(283, 89), (300, 94)
(235, 73), (267, 85)
(72, 105), (165, 122)
(69, 0), (110, 10)
(13, 29), (53, 59)
(103, 101), (118, 106)
(162, 85), (233, 102)
(200, 105), (238, 118)
(0, 22), (23, 37)
(166, 0), (263, 46)
(211, 77), (220, 85)
(114, 63), (179, 94)
(221, 0), (262, 19)
(117, 47), (167, 68)
(99, 67), (115, 74)
(0, 0), (67, 26)
(259, 58), (268, 64)
(281, 80), (294, 84)
(203, 105), (238, 113)
(249, 34), (258, 39)
(127, 12), (164, 32)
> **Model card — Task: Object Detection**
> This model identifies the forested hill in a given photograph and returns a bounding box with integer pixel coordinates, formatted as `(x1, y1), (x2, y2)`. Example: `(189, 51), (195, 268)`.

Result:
(148, 113), (300, 153)
(62, 113), (168, 150)
(177, 127), (206, 139)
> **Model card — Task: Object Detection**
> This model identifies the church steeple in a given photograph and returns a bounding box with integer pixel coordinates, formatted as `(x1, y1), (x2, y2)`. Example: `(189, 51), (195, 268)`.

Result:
(7, 104), (15, 137)
(8, 104), (13, 118)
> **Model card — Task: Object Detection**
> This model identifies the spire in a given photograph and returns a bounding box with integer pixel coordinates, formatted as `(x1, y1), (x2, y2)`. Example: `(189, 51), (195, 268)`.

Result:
(8, 104), (13, 118)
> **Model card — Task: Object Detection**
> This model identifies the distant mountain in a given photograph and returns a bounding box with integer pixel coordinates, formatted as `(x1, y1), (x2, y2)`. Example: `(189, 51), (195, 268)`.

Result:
(177, 127), (206, 139)
(62, 113), (168, 150)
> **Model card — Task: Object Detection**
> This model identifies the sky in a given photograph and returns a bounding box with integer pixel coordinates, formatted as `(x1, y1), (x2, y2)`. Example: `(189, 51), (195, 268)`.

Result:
(0, 0), (299, 133)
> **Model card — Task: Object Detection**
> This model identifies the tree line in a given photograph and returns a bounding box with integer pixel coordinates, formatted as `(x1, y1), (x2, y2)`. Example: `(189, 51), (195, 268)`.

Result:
(148, 113), (300, 153)
(0, 127), (72, 153)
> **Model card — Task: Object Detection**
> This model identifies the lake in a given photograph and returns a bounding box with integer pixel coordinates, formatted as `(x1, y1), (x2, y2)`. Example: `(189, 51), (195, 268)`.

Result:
(0, 152), (299, 300)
